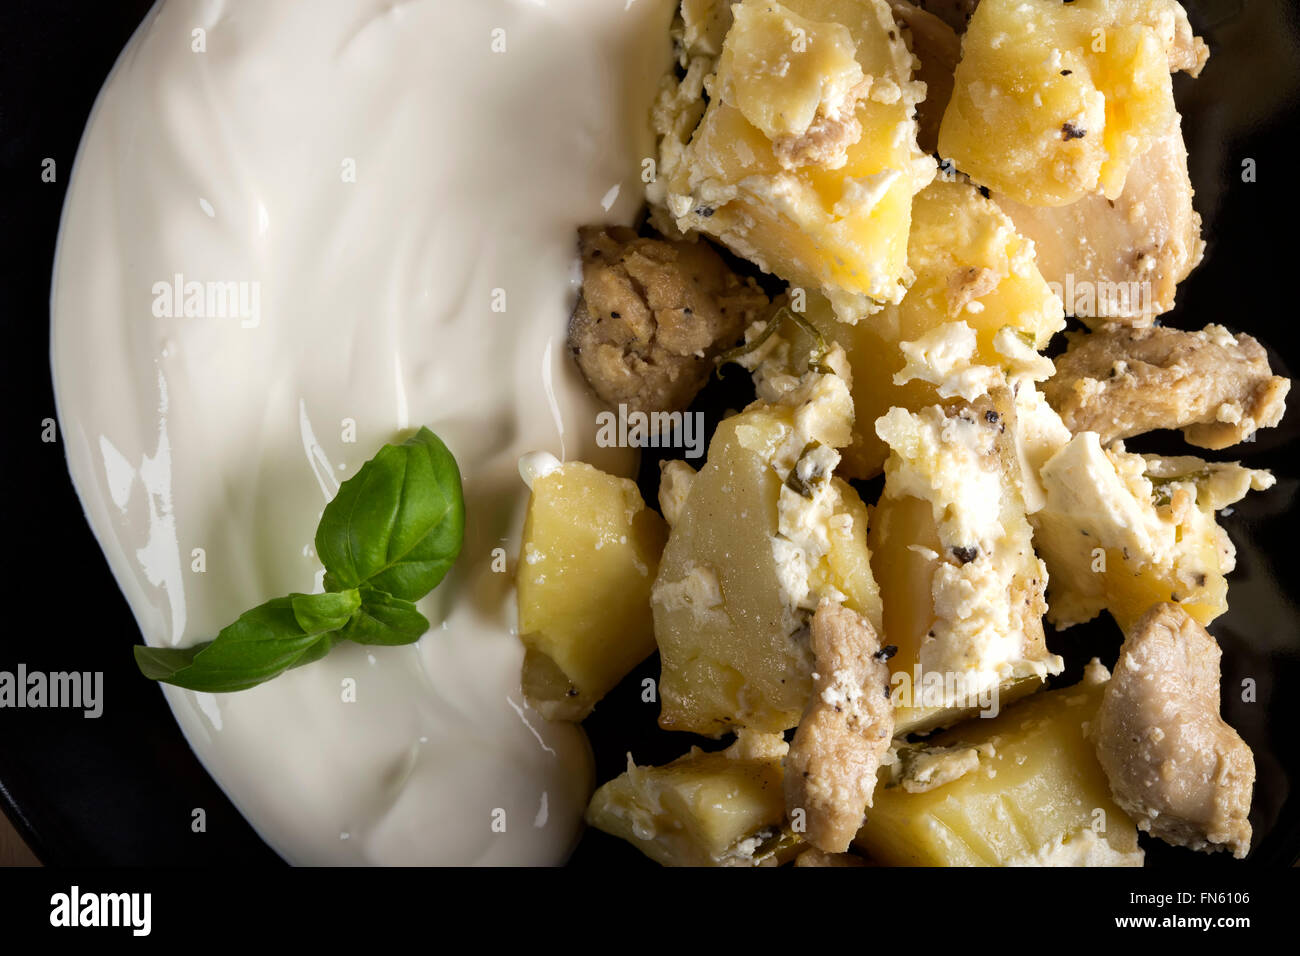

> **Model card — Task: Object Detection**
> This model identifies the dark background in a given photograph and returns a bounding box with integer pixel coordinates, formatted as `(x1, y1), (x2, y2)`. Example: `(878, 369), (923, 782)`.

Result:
(1, 0), (1298, 868)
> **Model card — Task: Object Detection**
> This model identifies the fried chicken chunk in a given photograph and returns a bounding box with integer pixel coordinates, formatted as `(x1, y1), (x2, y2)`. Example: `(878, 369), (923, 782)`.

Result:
(784, 600), (895, 854)
(1092, 603), (1255, 858)
(1044, 324), (1290, 449)
(568, 226), (769, 414)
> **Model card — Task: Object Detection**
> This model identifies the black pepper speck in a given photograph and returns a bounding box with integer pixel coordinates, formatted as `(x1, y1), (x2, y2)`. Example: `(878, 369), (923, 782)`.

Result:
(952, 545), (979, 565)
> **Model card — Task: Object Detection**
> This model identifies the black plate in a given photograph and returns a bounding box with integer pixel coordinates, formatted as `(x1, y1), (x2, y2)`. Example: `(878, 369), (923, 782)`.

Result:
(2, 0), (1298, 867)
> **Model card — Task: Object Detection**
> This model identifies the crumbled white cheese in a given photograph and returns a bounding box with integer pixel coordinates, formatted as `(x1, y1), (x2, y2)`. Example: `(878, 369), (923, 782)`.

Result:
(898, 745), (981, 794)
(876, 403), (1060, 708)
(658, 459), (698, 528)
(1007, 828), (1144, 867)
(1012, 384), (1071, 515)
(1038, 432), (1169, 566)
(652, 562), (725, 623)
(833, 168), (902, 218)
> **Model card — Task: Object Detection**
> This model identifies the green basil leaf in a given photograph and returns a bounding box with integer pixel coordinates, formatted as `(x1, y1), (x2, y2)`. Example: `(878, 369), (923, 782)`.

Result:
(315, 427), (465, 601)
(339, 588), (430, 646)
(133, 594), (347, 693)
(290, 589), (361, 632)
(134, 427), (464, 694)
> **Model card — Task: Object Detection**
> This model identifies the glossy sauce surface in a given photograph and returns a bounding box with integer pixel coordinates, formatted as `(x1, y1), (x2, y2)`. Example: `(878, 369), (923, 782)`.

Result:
(51, 0), (672, 864)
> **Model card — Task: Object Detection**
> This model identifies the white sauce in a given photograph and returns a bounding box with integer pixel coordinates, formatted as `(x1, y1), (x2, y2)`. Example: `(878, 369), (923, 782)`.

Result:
(50, 0), (674, 864)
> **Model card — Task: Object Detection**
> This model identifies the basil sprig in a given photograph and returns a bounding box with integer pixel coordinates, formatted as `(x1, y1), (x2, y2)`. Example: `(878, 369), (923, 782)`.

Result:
(134, 427), (465, 692)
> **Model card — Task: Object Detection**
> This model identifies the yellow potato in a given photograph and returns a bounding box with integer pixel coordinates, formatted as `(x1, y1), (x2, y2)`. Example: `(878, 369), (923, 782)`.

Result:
(653, 409), (804, 735)
(939, 0), (1205, 206)
(586, 733), (798, 867)
(752, 179), (1063, 477)
(662, 0), (932, 320)
(516, 461), (667, 720)
(855, 665), (1144, 866)
(653, 393), (882, 736)
(1031, 437), (1269, 632)
(867, 398), (1060, 734)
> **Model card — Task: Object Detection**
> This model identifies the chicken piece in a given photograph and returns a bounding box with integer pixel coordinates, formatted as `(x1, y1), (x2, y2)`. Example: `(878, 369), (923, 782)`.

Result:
(1043, 323), (1290, 449)
(794, 847), (870, 867)
(996, 124), (1204, 325)
(1092, 603), (1255, 858)
(568, 226), (769, 414)
(770, 84), (869, 171)
(784, 599), (895, 853)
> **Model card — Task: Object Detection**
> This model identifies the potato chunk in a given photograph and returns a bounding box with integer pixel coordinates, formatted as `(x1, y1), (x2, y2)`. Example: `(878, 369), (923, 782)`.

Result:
(868, 396), (1062, 734)
(995, 122), (1204, 324)
(516, 459), (668, 720)
(1030, 434), (1274, 632)
(938, 0), (1207, 206)
(855, 662), (1145, 866)
(653, 354), (883, 735)
(742, 179), (1063, 477)
(586, 731), (798, 867)
(656, 0), (933, 321)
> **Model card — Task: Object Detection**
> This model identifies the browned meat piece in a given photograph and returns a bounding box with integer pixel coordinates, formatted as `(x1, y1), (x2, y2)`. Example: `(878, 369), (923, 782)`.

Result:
(568, 226), (769, 414)
(889, 1), (961, 153)
(772, 92), (865, 170)
(784, 600), (895, 854)
(1092, 603), (1254, 858)
(945, 265), (999, 317)
(996, 124), (1204, 325)
(1043, 323), (1290, 449)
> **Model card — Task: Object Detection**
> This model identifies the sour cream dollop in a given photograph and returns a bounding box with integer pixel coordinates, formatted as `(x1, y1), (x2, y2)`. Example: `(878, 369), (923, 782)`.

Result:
(51, 0), (672, 864)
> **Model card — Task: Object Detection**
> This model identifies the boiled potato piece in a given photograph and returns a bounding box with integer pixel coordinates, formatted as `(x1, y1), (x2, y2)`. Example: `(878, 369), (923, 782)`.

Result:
(719, 0), (866, 142)
(995, 122), (1205, 325)
(587, 731), (798, 867)
(938, 0), (1207, 206)
(658, 0), (933, 321)
(653, 354), (883, 735)
(868, 397), (1062, 735)
(869, 492), (1043, 734)
(855, 662), (1144, 866)
(1031, 434), (1274, 632)
(743, 179), (1063, 477)
(679, 0), (733, 60)
(516, 460), (668, 720)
